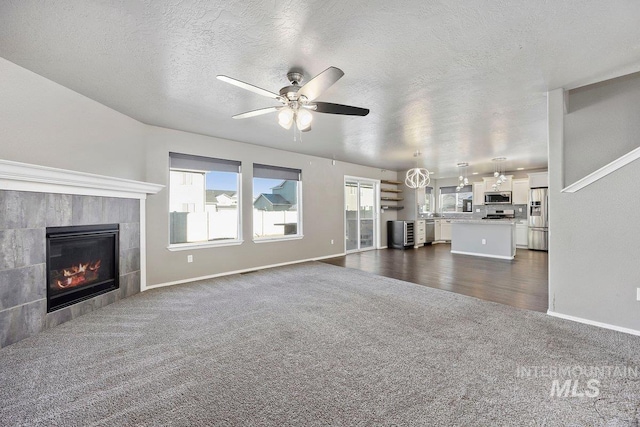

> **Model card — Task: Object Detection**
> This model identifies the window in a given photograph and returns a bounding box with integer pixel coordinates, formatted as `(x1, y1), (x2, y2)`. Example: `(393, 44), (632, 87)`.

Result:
(253, 163), (302, 240)
(419, 186), (434, 214)
(439, 185), (472, 213)
(169, 152), (241, 247)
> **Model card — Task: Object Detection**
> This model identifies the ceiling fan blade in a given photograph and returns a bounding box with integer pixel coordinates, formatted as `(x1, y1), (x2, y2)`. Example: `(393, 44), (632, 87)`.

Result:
(297, 67), (344, 101)
(232, 107), (280, 119)
(312, 102), (370, 116)
(217, 75), (281, 100)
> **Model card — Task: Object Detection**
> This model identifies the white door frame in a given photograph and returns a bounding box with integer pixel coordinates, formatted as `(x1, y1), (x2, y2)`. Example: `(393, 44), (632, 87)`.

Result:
(343, 176), (381, 253)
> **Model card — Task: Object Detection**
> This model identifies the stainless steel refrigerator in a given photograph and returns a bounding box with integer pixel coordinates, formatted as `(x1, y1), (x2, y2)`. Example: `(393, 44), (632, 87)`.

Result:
(528, 188), (548, 251)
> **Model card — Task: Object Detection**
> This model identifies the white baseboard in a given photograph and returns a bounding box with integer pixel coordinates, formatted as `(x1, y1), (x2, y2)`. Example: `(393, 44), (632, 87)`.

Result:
(450, 250), (514, 260)
(547, 310), (640, 337)
(145, 252), (346, 291)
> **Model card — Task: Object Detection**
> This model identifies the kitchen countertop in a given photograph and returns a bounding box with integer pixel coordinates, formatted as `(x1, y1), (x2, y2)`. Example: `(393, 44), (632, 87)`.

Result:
(437, 218), (516, 224)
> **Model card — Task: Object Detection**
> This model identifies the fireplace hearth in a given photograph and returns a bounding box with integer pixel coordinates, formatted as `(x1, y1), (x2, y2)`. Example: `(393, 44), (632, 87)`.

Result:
(46, 224), (119, 312)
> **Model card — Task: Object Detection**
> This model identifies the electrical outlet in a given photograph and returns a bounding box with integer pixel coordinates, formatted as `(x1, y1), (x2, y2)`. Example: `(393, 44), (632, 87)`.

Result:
(482, 239), (486, 245)
(637, 288), (640, 301)
(476, 208), (480, 212)
(331, 239), (334, 245)
(519, 208), (523, 212)
(187, 255), (193, 263)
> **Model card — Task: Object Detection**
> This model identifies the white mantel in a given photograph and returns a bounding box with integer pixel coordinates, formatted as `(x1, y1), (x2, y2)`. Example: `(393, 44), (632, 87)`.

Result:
(0, 159), (163, 199)
(0, 159), (163, 291)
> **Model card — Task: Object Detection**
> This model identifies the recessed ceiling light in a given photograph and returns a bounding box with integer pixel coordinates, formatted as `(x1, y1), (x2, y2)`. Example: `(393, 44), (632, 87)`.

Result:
(472, 172), (479, 175)
(517, 167), (524, 170)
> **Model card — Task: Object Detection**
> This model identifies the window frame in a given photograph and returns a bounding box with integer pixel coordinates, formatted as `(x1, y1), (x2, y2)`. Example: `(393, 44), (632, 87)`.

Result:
(419, 186), (435, 215)
(438, 185), (473, 214)
(252, 163), (303, 243)
(167, 152), (243, 251)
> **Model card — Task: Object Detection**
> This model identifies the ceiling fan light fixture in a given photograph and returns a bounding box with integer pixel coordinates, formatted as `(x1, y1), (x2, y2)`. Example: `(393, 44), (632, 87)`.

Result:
(278, 107), (294, 130)
(296, 108), (313, 131)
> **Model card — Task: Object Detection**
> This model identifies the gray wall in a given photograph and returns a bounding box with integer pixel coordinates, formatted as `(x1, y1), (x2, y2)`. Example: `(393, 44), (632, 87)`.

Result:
(0, 58), (146, 181)
(549, 78), (640, 331)
(144, 126), (398, 286)
(0, 57), (400, 289)
(564, 72), (640, 185)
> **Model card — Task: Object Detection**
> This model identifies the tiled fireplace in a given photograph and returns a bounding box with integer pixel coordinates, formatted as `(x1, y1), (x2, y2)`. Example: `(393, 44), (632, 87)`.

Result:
(0, 160), (162, 348)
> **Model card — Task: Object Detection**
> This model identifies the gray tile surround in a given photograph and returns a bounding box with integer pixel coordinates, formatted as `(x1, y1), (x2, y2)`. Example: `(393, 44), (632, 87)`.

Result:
(0, 190), (141, 348)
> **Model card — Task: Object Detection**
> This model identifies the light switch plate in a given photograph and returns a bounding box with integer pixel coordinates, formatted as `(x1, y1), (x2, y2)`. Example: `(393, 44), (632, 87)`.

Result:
(187, 255), (193, 263)
(637, 288), (640, 301)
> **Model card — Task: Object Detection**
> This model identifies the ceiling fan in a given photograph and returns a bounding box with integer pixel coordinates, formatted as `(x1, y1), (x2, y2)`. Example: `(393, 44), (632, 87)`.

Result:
(216, 66), (369, 132)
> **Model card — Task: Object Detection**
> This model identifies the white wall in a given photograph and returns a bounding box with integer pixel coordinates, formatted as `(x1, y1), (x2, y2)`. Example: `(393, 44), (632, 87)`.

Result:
(549, 76), (640, 332)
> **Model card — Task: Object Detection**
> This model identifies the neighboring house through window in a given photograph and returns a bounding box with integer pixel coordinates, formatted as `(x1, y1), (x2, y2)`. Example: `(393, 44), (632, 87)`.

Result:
(169, 152), (242, 247)
(253, 163), (302, 239)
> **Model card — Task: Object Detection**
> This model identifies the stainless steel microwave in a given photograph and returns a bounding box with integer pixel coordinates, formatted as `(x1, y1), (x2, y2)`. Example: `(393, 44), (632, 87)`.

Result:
(484, 192), (512, 204)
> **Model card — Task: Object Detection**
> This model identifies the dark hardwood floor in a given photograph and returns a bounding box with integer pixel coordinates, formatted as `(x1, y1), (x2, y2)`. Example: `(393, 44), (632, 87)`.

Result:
(321, 244), (549, 312)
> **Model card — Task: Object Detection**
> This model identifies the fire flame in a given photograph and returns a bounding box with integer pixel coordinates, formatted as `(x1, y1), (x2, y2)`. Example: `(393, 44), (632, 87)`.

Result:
(53, 260), (102, 289)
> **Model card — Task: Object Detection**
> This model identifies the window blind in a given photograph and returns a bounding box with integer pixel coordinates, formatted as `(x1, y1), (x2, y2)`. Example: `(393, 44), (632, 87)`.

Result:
(170, 152), (241, 173)
(440, 185), (472, 194)
(253, 164), (301, 181)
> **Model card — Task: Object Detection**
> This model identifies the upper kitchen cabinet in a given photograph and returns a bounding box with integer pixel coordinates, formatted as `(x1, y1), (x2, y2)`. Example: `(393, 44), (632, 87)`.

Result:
(528, 172), (549, 188)
(483, 175), (513, 192)
(512, 178), (529, 205)
(473, 182), (484, 205)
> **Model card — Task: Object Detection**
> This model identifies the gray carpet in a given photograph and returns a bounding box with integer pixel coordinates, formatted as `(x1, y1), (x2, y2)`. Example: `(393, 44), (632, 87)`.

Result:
(1, 262), (639, 426)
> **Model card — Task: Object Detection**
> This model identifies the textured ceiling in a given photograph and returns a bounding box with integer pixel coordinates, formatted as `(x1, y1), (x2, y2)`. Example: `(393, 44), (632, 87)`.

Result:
(2, 1), (640, 177)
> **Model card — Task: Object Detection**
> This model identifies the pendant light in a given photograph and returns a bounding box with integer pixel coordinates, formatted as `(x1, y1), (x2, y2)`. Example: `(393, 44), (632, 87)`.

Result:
(456, 162), (469, 192)
(491, 157), (507, 190)
(405, 151), (431, 189)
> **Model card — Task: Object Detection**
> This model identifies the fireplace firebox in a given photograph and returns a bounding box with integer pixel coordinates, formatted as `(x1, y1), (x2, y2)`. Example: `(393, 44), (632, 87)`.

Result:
(46, 224), (119, 312)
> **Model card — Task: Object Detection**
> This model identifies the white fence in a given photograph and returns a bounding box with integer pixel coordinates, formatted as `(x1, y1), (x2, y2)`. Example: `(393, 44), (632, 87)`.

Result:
(170, 208), (298, 243)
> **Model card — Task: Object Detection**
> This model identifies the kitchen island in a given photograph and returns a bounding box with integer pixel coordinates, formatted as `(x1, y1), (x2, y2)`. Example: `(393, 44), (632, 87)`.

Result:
(450, 219), (516, 260)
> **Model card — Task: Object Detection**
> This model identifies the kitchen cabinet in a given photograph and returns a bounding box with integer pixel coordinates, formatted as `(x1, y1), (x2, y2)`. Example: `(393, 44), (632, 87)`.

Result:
(414, 220), (426, 247)
(440, 220), (452, 241)
(483, 175), (513, 192)
(528, 172), (548, 188)
(473, 182), (484, 206)
(512, 178), (529, 205)
(515, 222), (528, 247)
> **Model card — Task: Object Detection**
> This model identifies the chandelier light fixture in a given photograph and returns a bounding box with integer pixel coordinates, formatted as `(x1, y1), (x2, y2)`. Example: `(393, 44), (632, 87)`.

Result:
(456, 162), (469, 192)
(405, 151), (432, 189)
(491, 157), (508, 190)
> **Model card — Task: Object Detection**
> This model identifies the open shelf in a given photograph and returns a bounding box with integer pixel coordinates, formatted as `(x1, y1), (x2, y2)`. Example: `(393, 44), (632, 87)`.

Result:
(381, 205), (404, 210)
(381, 179), (403, 185)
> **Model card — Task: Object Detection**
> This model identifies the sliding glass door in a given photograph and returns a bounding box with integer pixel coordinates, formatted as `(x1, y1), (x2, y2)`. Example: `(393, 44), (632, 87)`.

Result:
(345, 178), (378, 252)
